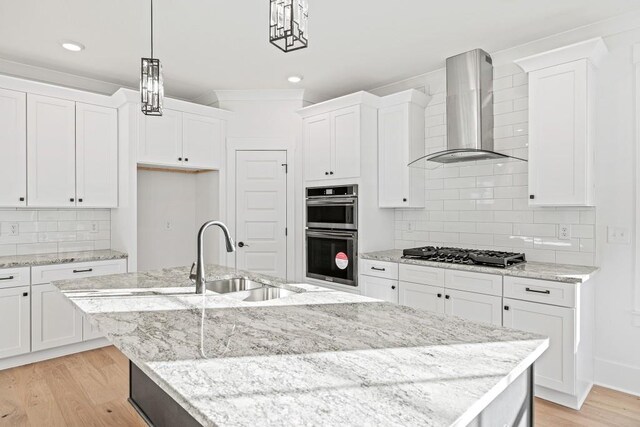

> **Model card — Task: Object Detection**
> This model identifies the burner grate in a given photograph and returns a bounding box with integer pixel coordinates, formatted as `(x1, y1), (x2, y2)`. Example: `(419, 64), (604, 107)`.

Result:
(402, 246), (526, 268)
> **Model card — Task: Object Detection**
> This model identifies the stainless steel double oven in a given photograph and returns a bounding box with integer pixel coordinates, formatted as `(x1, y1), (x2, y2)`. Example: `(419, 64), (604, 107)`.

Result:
(305, 185), (358, 287)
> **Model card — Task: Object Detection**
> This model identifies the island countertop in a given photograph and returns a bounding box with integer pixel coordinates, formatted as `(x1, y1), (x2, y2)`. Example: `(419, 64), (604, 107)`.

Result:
(54, 265), (548, 427)
(361, 249), (598, 284)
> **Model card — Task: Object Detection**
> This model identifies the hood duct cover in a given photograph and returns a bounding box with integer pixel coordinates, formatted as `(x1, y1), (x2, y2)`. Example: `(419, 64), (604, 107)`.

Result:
(409, 49), (526, 167)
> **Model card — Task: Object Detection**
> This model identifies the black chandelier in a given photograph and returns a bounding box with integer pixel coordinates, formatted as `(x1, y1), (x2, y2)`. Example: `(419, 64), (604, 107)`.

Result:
(141, 0), (163, 116)
(269, 0), (308, 53)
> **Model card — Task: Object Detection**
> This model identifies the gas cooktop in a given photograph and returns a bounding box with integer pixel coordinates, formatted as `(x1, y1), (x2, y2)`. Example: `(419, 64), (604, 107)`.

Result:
(402, 246), (526, 268)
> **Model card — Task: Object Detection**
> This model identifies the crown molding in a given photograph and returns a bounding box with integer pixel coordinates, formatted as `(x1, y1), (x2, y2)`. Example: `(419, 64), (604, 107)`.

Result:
(514, 37), (609, 72)
(112, 88), (233, 118)
(297, 91), (380, 118)
(378, 89), (431, 108)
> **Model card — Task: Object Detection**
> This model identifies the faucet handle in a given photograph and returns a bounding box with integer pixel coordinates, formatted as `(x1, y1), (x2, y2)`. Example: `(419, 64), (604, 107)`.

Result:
(189, 262), (197, 283)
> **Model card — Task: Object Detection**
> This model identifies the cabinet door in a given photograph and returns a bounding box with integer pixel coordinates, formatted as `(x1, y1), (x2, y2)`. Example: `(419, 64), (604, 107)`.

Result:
(0, 88), (27, 207)
(83, 316), (104, 341)
(444, 289), (502, 326)
(32, 284), (83, 352)
(27, 94), (76, 207)
(182, 113), (223, 169)
(76, 103), (118, 207)
(138, 109), (183, 166)
(528, 60), (590, 206)
(331, 106), (360, 180)
(378, 104), (408, 207)
(0, 286), (30, 359)
(360, 275), (398, 304)
(503, 298), (575, 394)
(399, 281), (445, 315)
(304, 114), (332, 181)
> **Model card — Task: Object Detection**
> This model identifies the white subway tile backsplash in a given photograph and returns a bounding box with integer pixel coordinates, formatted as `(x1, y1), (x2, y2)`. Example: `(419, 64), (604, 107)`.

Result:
(0, 210), (38, 221)
(17, 242), (58, 255)
(392, 66), (595, 266)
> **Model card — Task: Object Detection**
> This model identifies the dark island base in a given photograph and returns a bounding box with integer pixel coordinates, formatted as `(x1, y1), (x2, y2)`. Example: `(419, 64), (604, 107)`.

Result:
(128, 360), (534, 427)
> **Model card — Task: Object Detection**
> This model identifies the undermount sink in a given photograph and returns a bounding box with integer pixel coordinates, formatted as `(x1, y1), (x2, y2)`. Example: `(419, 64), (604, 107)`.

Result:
(205, 278), (267, 294)
(240, 287), (295, 302)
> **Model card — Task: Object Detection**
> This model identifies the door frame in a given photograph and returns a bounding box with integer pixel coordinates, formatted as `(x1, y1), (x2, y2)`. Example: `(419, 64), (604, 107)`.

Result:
(222, 138), (296, 280)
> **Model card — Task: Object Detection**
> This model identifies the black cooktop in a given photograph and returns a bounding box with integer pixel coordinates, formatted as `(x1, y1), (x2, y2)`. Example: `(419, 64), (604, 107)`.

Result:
(402, 246), (526, 268)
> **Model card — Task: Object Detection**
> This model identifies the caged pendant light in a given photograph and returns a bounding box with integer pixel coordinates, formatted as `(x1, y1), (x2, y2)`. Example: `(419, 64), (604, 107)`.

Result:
(141, 0), (163, 116)
(269, 0), (308, 53)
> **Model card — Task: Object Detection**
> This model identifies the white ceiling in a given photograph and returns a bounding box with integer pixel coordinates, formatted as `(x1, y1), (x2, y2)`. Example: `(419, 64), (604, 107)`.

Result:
(0, 0), (639, 101)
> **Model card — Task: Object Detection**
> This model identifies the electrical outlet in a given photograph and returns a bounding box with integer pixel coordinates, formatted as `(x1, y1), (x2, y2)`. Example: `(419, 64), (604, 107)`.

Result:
(90, 222), (99, 233)
(559, 224), (571, 240)
(607, 226), (630, 244)
(6, 222), (19, 237)
(407, 222), (413, 231)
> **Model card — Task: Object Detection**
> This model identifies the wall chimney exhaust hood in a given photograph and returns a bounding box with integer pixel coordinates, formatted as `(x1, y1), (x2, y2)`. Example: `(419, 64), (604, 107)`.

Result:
(409, 49), (526, 168)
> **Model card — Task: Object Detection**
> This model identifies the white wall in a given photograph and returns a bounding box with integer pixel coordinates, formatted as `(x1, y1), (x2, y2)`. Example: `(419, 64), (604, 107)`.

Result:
(371, 20), (640, 396)
(214, 92), (306, 281)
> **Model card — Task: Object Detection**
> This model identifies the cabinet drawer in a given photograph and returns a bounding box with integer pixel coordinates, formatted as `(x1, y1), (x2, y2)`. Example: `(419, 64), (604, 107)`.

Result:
(0, 267), (30, 289)
(504, 276), (576, 308)
(359, 259), (398, 280)
(445, 269), (502, 296)
(31, 259), (127, 285)
(399, 263), (445, 286)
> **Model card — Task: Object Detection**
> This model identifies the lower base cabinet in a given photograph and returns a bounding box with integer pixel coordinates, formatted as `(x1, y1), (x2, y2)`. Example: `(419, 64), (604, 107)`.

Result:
(399, 281), (444, 314)
(503, 298), (575, 394)
(0, 286), (31, 359)
(32, 283), (83, 352)
(445, 289), (503, 326)
(360, 275), (399, 303)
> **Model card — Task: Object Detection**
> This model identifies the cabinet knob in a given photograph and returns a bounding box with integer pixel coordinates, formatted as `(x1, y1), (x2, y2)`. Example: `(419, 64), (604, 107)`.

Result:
(70, 198), (75, 202)
(19, 197), (25, 202)
(178, 157), (183, 161)
(185, 158), (189, 162)
(403, 198), (407, 202)
(529, 195), (535, 200)
(391, 285), (396, 290)
(325, 172), (329, 175)
(329, 171), (334, 175)
(22, 292), (28, 297)
(504, 305), (510, 311)
(78, 198), (83, 203)
(437, 293), (442, 298)
(445, 295), (450, 300)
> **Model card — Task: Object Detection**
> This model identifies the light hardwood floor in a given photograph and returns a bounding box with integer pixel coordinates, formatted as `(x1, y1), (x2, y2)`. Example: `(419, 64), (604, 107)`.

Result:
(0, 346), (638, 426)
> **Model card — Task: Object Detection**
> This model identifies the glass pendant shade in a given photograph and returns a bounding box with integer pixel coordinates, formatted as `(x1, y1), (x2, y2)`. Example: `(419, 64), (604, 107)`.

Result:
(140, 57), (163, 116)
(270, 0), (308, 52)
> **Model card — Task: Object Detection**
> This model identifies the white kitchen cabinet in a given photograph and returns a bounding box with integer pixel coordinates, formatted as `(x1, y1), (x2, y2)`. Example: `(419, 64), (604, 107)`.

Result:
(27, 94), (77, 207)
(31, 283), (83, 352)
(399, 281), (445, 315)
(303, 113), (332, 181)
(360, 275), (398, 304)
(0, 88), (27, 207)
(139, 109), (224, 170)
(503, 298), (575, 395)
(83, 316), (104, 341)
(444, 289), (502, 326)
(515, 38), (607, 207)
(378, 90), (428, 208)
(0, 286), (31, 359)
(182, 112), (223, 169)
(76, 103), (118, 207)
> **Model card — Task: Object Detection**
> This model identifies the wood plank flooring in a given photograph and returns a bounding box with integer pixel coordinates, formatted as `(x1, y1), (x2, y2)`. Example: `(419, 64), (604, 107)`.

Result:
(0, 345), (638, 426)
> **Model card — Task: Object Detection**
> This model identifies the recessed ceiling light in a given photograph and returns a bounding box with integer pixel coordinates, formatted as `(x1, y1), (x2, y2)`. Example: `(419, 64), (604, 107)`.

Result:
(288, 75), (303, 83)
(60, 41), (85, 52)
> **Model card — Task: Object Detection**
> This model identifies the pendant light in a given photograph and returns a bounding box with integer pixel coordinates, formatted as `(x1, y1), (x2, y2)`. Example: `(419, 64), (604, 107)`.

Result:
(141, 0), (163, 116)
(270, 0), (308, 53)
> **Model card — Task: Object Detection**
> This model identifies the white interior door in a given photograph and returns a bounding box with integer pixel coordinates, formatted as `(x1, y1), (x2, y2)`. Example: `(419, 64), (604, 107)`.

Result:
(235, 150), (287, 279)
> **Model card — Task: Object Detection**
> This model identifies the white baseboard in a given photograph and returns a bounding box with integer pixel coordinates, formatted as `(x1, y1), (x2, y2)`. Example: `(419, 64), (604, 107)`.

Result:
(0, 338), (110, 371)
(594, 357), (640, 397)
(535, 382), (592, 410)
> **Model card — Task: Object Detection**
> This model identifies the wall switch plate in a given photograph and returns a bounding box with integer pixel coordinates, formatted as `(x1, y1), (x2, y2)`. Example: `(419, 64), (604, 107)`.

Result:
(7, 222), (19, 237)
(607, 226), (630, 244)
(90, 222), (99, 233)
(559, 224), (571, 240)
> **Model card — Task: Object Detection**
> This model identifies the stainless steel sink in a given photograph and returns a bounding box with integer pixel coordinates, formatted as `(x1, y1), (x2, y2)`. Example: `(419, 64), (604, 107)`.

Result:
(240, 287), (295, 302)
(205, 278), (266, 294)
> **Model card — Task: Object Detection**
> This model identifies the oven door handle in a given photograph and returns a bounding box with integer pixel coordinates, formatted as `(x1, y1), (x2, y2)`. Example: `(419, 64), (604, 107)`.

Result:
(306, 230), (357, 239)
(306, 199), (355, 206)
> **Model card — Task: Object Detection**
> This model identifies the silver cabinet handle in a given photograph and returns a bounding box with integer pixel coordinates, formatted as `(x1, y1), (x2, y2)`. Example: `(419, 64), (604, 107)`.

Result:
(525, 287), (550, 295)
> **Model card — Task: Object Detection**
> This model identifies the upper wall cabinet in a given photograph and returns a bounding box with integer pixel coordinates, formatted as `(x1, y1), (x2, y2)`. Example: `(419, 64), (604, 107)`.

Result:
(26, 94), (118, 208)
(378, 90), (429, 208)
(516, 38), (607, 207)
(299, 92), (379, 182)
(76, 103), (118, 208)
(0, 88), (27, 207)
(27, 94), (77, 208)
(138, 110), (224, 170)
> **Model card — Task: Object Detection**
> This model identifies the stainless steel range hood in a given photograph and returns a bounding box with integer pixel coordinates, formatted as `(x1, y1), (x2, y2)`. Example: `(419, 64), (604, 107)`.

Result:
(409, 49), (526, 167)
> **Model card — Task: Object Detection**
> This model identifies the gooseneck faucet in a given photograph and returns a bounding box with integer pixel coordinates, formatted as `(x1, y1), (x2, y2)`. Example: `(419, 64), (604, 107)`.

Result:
(193, 221), (235, 294)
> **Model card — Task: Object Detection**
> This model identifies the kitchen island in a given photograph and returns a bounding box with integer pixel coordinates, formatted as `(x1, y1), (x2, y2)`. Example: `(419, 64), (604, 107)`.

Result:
(54, 264), (548, 426)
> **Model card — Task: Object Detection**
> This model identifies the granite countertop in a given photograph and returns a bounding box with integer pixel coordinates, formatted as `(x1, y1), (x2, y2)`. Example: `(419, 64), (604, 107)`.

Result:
(361, 249), (598, 284)
(54, 264), (548, 427)
(0, 249), (128, 269)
